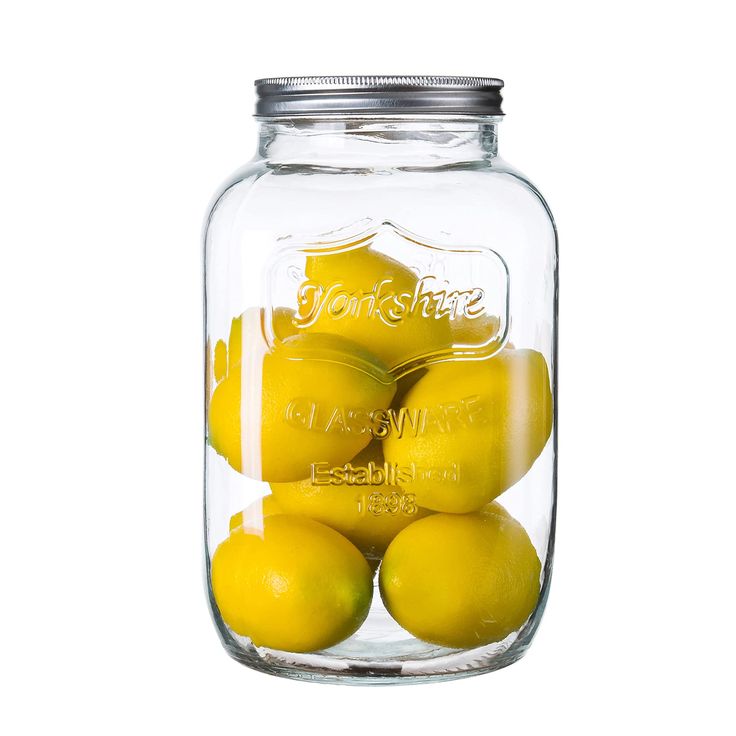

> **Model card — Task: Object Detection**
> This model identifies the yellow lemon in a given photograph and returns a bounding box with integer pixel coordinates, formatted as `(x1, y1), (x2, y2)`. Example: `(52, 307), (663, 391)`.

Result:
(224, 307), (298, 377)
(301, 245), (452, 371)
(208, 327), (396, 482)
(270, 442), (431, 556)
(211, 514), (373, 652)
(213, 339), (228, 383)
(451, 313), (501, 346)
(392, 368), (427, 408)
(227, 315), (243, 374)
(379, 502), (541, 648)
(449, 314), (515, 354)
(382, 348), (553, 513)
(208, 365), (242, 469)
(229, 495), (283, 532)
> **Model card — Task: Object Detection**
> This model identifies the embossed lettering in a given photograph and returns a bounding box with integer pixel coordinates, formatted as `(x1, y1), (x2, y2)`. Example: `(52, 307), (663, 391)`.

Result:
(285, 398), (486, 439)
(294, 275), (487, 329)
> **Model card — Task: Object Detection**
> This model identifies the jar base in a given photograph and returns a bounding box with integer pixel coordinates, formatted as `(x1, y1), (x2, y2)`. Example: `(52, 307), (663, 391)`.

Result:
(217, 623), (536, 685)
(209, 567), (550, 684)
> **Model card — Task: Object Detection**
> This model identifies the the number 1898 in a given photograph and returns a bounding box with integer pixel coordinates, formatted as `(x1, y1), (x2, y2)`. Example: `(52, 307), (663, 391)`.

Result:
(357, 492), (417, 516)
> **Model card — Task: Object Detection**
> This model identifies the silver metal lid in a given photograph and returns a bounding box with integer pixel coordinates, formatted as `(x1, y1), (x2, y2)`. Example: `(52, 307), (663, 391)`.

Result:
(254, 76), (504, 117)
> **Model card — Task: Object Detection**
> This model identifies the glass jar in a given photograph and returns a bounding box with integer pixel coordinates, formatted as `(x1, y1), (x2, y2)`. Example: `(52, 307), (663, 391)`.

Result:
(203, 76), (557, 683)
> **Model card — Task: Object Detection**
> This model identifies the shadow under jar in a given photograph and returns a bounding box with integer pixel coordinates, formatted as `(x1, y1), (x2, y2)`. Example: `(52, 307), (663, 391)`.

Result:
(204, 76), (557, 684)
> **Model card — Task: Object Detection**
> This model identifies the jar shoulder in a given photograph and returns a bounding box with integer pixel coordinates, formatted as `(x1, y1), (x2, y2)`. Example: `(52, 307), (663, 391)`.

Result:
(489, 158), (556, 230)
(203, 160), (269, 228)
(204, 158), (556, 256)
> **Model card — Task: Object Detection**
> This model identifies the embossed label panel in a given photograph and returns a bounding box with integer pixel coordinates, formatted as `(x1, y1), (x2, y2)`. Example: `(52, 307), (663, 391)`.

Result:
(264, 220), (509, 376)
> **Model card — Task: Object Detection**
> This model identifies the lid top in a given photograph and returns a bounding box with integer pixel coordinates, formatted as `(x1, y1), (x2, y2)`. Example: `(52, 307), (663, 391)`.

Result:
(254, 76), (504, 117)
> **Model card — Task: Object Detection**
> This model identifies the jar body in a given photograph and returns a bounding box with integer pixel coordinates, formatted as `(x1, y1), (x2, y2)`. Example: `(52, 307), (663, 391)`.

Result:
(204, 118), (557, 683)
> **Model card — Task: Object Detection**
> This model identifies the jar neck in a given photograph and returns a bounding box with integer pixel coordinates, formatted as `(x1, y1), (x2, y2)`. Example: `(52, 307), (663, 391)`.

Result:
(256, 117), (501, 168)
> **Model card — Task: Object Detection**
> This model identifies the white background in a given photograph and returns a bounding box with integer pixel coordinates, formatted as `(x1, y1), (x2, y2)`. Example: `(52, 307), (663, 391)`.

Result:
(1, 1), (734, 734)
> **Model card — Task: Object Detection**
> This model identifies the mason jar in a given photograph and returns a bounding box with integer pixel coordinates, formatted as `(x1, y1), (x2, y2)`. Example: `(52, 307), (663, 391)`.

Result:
(204, 76), (557, 683)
